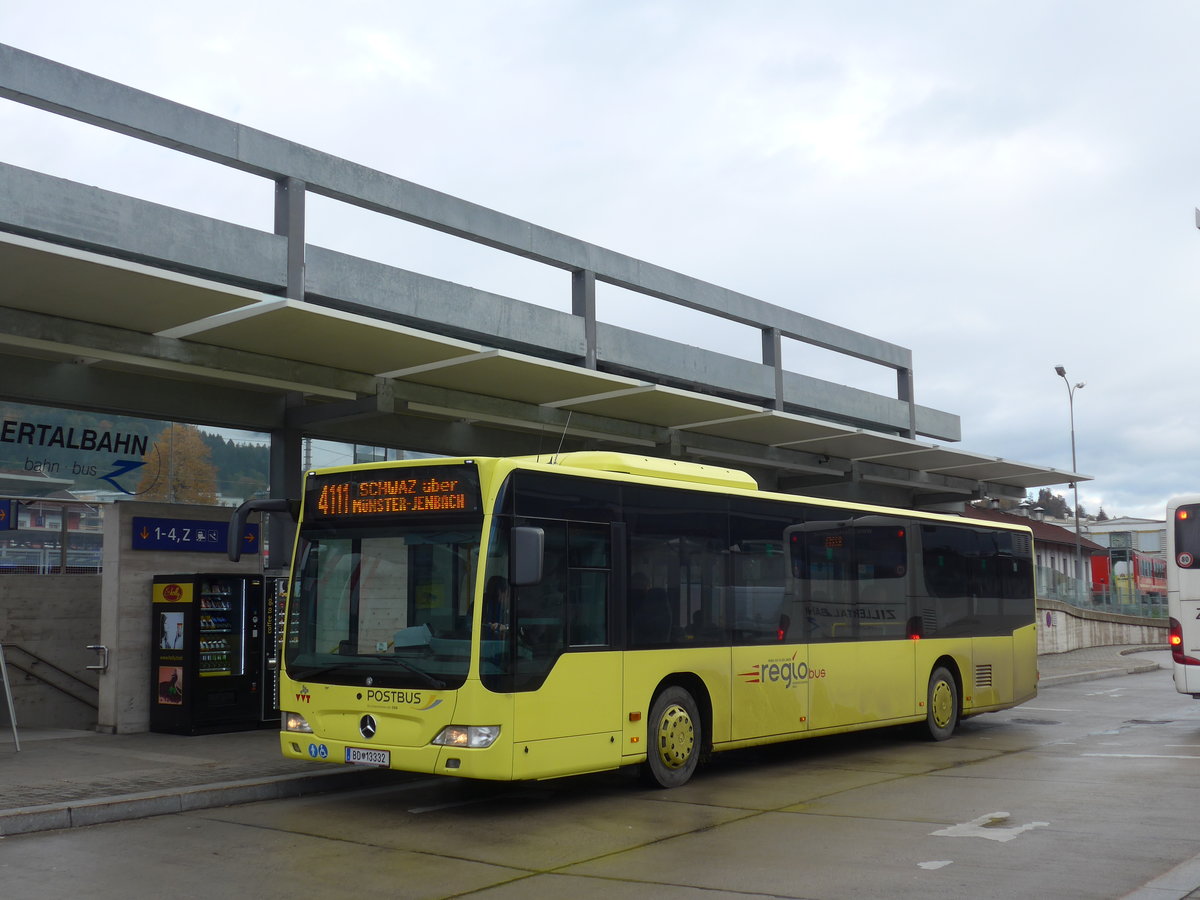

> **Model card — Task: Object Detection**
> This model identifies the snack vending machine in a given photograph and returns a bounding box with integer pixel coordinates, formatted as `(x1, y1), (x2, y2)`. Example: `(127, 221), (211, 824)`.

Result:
(150, 573), (265, 734)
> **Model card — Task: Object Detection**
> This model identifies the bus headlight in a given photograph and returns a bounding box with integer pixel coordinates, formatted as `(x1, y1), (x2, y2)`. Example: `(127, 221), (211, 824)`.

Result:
(284, 711), (313, 733)
(431, 725), (500, 748)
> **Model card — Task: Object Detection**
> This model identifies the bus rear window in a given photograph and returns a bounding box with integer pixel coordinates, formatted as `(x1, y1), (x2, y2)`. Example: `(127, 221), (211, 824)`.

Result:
(789, 521), (907, 582)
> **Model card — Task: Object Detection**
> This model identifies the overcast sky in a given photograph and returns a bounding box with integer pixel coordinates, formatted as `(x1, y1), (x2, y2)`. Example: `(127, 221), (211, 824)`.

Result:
(1, 2), (1197, 518)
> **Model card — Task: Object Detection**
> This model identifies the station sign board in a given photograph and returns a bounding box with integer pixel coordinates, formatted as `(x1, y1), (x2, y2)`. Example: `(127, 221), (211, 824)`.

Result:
(131, 516), (259, 555)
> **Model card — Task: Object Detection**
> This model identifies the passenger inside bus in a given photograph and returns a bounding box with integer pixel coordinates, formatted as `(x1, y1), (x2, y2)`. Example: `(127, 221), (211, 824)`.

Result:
(482, 575), (510, 637)
(631, 585), (673, 645)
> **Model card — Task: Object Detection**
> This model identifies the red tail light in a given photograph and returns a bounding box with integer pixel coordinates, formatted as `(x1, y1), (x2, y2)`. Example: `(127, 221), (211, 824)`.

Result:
(1169, 618), (1200, 665)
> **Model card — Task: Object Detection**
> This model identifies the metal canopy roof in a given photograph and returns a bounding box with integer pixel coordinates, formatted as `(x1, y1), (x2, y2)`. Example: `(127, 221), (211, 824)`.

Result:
(0, 233), (263, 332)
(0, 231), (1085, 501)
(158, 299), (484, 375)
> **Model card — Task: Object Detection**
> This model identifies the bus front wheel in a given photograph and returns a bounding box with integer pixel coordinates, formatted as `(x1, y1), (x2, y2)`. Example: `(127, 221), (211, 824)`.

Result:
(924, 666), (959, 741)
(642, 686), (701, 788)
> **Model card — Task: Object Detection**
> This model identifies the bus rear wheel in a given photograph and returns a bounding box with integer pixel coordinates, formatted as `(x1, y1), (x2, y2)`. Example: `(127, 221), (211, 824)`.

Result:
(642, 686), (701, 788)
(924, 666), (959, 741)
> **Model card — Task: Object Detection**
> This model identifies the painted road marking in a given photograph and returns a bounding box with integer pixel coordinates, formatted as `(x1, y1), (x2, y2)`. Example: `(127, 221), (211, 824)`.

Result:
(1082, 753), (1200, 759)
(932, 812), (1048, 843)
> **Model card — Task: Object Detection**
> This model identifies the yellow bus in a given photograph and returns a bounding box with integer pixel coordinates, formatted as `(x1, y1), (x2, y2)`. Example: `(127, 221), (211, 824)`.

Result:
(234, 451), (1037, 788)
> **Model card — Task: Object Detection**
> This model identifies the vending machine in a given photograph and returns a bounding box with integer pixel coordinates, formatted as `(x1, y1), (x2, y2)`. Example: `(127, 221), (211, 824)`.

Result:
(150, 573), (267, 735)
(260, 574), (288, 725)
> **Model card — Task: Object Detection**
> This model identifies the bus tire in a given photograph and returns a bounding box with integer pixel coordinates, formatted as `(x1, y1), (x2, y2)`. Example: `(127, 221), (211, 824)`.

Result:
(925, 666), (958, 741)
(642, 686), (701, 788)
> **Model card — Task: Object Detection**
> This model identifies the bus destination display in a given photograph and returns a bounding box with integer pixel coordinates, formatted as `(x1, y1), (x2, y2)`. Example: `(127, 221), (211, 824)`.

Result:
(307, 466), (481, 519)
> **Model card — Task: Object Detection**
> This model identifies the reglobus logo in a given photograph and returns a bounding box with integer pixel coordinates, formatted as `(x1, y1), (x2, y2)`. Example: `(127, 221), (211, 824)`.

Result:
(739, 652), (826, 688)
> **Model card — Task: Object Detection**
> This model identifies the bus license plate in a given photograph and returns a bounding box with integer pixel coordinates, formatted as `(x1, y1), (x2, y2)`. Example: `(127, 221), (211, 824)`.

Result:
(345, 747), (390, 767)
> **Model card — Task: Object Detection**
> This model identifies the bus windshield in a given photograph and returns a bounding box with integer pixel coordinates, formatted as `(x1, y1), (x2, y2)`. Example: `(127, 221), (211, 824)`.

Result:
(284, 522), (481, 689)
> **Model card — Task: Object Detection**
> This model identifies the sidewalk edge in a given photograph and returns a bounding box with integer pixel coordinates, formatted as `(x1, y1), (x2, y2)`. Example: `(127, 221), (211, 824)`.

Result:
(0, 767), (393, 837)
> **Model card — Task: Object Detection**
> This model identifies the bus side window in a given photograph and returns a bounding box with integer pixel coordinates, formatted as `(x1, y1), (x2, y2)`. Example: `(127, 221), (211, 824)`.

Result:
(631, 586), (672, 644)
(626, 485), (729, 648)
(567, 523), (610, 646)
(569, 570), (608, 645)
(798, 524), (855, 641)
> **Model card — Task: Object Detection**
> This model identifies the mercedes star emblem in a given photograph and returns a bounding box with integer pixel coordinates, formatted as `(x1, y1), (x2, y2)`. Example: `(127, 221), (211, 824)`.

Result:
(359, 714), (377, 740)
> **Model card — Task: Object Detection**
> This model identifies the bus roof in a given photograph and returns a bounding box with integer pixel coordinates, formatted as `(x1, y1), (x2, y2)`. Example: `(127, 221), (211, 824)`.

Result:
(516, 451), (759, 491)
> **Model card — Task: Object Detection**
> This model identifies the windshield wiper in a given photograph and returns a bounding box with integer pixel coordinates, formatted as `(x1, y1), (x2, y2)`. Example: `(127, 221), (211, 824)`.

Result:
(290, 657), (446, 689)
(361, 655), (447, 689)
(289, 664), (352, 681)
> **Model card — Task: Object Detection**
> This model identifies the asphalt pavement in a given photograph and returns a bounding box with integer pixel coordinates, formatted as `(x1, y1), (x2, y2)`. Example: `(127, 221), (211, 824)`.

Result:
(0, 645), (1171, 837)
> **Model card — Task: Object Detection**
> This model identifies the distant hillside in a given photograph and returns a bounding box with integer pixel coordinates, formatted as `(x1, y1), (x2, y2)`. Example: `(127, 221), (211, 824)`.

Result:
(199, 430), (269, 501)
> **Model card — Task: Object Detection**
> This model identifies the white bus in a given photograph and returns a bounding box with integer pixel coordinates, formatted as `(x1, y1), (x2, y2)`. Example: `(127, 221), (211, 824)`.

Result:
(1166, 495), (1200, 696)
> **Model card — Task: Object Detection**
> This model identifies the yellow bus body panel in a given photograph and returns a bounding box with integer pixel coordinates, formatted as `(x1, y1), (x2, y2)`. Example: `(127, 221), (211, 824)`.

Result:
(974, 622), (1037, 710)
(1013, 622), (1038, 703)
(621, 647), (732, 757)
(967, 636), (1012, 709)
(729, 644), (809, 741)
(808, 641), (918, 729)
(511, 652), (623, 779)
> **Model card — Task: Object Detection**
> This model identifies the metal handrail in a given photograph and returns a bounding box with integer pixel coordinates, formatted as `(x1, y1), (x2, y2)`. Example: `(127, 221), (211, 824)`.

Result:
(0, 642), (99, 710)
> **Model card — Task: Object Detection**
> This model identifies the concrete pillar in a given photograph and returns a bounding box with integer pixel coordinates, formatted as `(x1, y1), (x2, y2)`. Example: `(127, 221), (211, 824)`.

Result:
(274, 177), (306, 301)
(572, 269), (597, 370)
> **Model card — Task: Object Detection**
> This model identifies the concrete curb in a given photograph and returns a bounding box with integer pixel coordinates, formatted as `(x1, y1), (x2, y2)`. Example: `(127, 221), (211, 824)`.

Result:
(0, 766), (394, 837)
(1039, 662), (1162, 688)
(1039, 649), (1166, 688)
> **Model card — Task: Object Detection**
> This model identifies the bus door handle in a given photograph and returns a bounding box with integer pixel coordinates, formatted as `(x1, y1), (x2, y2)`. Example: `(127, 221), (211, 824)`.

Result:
(85, 644), (109, 673)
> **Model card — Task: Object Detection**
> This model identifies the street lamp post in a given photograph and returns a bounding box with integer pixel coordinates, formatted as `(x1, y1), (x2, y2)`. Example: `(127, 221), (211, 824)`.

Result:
(1054, 366), (1085, 602)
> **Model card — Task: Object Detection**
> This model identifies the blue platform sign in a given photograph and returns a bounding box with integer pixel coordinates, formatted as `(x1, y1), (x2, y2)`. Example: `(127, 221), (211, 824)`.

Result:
(0, 499), (14, 531)
(131, 516), (259, 555)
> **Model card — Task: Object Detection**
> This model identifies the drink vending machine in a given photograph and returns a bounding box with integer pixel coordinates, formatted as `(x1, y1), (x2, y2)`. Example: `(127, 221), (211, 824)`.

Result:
(262, 574), (288, 724)
(150, 573), (283, 734)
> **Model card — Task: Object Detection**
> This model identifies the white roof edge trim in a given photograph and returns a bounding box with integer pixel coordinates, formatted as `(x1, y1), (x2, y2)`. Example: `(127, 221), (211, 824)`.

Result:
(542, 384), (655, 409)
(155, 298), (290, 338)
(670, 410), (774, 430)
(376, 348), (502, 379)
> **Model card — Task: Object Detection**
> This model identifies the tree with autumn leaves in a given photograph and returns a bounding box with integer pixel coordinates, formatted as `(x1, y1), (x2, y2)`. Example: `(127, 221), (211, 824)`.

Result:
(136, 424), (219, 503)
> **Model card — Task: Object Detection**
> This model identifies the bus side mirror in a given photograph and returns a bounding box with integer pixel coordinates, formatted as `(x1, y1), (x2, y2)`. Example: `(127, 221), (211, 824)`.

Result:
(227, 498), (296, 561)
(511, 526), (545, 586)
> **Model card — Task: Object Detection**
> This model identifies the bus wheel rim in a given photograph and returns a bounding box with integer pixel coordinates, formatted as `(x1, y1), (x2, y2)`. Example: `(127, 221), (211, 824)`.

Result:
(656, 703), (695, 770)
(931, 680), (954, 728)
